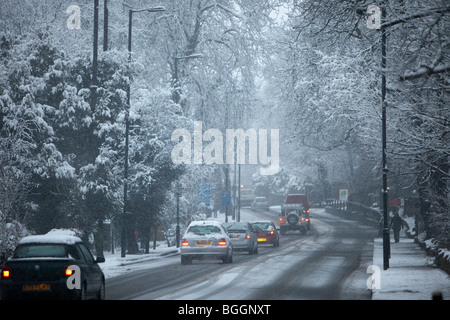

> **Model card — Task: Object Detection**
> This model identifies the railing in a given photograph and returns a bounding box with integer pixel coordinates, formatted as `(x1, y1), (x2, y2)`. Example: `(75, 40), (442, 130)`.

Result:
(324, 201), (381, 226)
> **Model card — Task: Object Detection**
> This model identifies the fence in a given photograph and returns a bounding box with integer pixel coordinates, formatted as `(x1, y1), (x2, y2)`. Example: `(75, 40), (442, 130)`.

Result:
(324, 201), (381, 227)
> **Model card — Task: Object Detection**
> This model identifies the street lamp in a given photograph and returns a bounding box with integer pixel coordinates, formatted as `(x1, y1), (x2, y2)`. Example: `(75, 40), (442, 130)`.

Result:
(361, 4), (390, 269)
(176, 183), (182, 248)
(121, 5), (166, 258)
(380, 5), (391, 271)
(172, 54), (203, 104)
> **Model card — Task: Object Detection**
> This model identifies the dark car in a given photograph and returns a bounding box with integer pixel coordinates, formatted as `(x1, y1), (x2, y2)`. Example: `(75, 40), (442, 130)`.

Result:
(0, 230), (105, 300)
(251, 221), (280, 247)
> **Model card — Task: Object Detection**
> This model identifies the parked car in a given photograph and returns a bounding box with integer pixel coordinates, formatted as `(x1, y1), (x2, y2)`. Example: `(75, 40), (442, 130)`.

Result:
(251, 221), (280, 247)
(0, 230), (105, 300)
(180, 221), (233, 265)
(251, 197), (270, 210)
(224, 222), (258, 255)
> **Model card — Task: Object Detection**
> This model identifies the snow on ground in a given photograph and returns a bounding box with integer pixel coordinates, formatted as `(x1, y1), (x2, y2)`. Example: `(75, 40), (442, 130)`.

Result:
(100, 207), (450, 300)
(101, 245), (179, 279)
(372, 235), (450, 300)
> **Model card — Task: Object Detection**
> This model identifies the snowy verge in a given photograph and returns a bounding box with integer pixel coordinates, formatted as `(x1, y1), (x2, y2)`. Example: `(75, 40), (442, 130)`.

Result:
(371, 236), (450, 300)
(100, 244), (179, 279)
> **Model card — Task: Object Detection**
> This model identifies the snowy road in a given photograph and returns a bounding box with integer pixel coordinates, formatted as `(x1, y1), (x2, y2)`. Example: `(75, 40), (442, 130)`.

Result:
(105, 208), (377, 300)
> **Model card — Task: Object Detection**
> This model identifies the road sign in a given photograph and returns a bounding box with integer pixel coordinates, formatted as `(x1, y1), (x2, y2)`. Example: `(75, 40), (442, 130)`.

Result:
(222, 190), (231, 206)
(339, 189), (349, 201)
(198, 184), (211, 206)
(389, 198), (402, 207)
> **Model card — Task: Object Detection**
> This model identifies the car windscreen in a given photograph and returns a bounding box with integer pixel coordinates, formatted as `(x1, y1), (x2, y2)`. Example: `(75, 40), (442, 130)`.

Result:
(226, 224), (248, 232)
(187, 225), (222, 235)
(252, 223), (272, 231)
(13, 244), (68, 258)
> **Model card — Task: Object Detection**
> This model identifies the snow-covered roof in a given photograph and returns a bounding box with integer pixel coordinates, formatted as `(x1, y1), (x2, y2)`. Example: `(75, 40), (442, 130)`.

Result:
(188, 220), (224, 227)
(19, 229), (82, 245)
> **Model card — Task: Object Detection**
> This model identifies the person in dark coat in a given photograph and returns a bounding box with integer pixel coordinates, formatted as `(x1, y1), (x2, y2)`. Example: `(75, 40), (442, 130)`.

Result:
(390, 212), (405, 243)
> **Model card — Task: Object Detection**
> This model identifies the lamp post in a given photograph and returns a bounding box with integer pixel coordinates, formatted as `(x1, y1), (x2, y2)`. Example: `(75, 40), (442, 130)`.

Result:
(176, 183), (182, 248)
(121, 5), (165, 258)
(172, 53), (203, 104)
(380, 5), (390, 271)
(361, 2), (390, 270)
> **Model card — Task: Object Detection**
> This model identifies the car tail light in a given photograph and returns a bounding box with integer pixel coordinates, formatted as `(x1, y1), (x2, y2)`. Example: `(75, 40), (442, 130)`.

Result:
(245, 234), (250, 240)
(301, 217), (305, 221)
(270, 230), (274, 235)
(65, 268), (73, 276)
(218, 238), (227, 246)
(181, 239), (189, 246)
(279, 217), (285, 223)
(305, 218), (310, 222)
(307, 209), (310, 213)
(2, 269), (10, 278)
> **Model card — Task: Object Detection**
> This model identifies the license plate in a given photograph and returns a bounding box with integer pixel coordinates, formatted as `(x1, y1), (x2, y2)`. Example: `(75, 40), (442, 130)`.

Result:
(257, 238), (267, 242)
(22, 283), (51, 291)
(195, 240), (212, 245)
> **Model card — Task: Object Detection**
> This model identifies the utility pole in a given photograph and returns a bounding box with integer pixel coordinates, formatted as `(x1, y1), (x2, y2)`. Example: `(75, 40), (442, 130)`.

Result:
(121, 5), (165, 257)
(380, 4), (390, 270)
(103, 0), (108, 51)
(91, 0), (104, 260)
(238, 164), (241, 222)
(90, 0), (99, 131)
(176, 183), (182, 248)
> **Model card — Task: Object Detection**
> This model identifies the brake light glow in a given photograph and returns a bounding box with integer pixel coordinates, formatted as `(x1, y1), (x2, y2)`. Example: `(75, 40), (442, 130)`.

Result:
(218, 238), (227, 246)
(65, 268), (73, 276)
(2, 269), (10, 278)
(305, 218), (310, 222)
(245, 234), (250, 240)
(270, 230), (274, 235)
(181, 239), (189, 246)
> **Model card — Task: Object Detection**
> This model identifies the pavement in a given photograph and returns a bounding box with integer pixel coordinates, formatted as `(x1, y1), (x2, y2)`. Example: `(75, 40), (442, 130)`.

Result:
(371, 230), (450, 300)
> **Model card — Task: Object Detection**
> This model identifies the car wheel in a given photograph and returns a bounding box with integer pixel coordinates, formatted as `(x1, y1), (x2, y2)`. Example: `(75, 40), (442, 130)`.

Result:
(228, 251), (233, 263)
(79, 283), (87, 300)
(224, 249), (233, 263)
(181, 256), (191, 265)
(97, 280), (105, 300)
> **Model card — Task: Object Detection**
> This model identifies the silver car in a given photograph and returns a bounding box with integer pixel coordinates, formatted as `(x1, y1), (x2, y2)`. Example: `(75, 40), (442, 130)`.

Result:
(180, 221), (233, 265)
(251, 196), (269, 210)
(224, 222), (258, 255)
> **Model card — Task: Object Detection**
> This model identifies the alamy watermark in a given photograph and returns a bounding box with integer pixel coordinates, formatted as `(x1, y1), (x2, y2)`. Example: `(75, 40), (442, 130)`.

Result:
(171, 121), (279, 176)
(66, 5), (81, 30)
(366, 265), (381, 289)
(66, 265), (81, 290)
(366, 5), (381, 29)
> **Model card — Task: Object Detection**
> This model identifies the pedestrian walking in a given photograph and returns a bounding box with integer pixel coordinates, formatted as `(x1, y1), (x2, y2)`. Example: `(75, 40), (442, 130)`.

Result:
(390, 212), (406, 243)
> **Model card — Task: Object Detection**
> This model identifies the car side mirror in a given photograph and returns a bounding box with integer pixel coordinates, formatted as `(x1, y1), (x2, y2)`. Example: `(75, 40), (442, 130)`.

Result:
(96, 256), (105, 263)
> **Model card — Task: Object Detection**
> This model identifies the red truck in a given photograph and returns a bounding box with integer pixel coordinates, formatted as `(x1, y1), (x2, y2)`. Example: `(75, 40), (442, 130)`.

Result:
(284, 194), (310, 214)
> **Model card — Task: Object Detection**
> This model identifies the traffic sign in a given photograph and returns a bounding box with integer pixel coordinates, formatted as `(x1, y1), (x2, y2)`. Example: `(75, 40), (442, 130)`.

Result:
(198, 184), (211, 206)
(222, 190), (231, 206)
